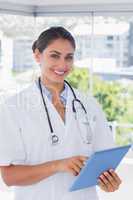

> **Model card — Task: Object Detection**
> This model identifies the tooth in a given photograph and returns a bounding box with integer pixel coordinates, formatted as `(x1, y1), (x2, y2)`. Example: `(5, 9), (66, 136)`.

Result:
(54, 70), (65, 75)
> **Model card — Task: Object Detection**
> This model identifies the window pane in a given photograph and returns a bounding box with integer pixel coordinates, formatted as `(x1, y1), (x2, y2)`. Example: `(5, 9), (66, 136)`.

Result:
(0, 14), (37, 98)
(93, 14), (133, 145)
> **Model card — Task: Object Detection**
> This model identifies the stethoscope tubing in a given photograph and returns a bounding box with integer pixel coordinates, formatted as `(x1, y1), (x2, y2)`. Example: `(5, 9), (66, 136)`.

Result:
(38, 77), (89, 145)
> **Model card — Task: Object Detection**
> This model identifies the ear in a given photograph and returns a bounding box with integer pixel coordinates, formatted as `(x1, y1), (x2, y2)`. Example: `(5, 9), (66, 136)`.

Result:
(33, 48), (41, 64)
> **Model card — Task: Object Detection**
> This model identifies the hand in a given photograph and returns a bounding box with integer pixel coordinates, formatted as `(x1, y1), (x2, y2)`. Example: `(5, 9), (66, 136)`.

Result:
(98, 169), (122, 192)
(56, 156), (88, 176)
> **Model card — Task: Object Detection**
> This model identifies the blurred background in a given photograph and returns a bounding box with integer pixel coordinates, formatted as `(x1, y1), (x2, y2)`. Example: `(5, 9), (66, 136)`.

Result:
(0, 1), (133, 199)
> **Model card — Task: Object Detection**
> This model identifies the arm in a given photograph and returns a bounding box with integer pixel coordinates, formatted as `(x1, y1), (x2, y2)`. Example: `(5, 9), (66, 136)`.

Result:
(0, 155), (87, 186)
(1, 161), (58, 186)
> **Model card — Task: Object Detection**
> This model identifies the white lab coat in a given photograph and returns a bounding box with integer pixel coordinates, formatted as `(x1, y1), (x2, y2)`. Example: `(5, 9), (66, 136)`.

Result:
(0, 81), (115, 200)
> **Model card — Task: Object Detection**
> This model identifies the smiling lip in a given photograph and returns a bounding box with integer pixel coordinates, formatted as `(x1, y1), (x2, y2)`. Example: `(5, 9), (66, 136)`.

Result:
(54, 70), (67, 75)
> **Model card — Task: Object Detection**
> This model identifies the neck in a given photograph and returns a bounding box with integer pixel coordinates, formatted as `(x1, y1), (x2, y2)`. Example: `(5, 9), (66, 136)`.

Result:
(40, 75), (64, 95)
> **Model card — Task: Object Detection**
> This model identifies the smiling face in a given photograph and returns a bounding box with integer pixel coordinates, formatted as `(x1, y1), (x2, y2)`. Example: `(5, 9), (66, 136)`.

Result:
(34, 38), (75, 84)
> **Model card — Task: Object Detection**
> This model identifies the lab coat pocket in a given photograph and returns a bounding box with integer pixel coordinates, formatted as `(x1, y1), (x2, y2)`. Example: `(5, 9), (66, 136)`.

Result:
(76, 112), (92, 142)
(75, 109), (94, 156)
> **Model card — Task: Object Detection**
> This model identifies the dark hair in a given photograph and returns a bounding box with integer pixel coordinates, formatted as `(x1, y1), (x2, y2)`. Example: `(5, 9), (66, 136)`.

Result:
(32, 26), (76, 53)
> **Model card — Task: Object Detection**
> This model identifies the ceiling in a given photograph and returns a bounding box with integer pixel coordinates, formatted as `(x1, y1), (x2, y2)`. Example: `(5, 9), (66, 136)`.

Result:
(0, 0), (133, 16)
(1, 0), (133, 6)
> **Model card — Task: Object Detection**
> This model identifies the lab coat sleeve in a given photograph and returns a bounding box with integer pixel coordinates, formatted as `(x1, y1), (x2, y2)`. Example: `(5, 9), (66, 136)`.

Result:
(0, 102), (26, 166)
(86, 95), (115, 152)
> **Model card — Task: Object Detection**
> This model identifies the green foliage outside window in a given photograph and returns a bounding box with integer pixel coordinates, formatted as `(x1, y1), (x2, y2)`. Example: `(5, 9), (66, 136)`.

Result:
(67, 67), (133, 145)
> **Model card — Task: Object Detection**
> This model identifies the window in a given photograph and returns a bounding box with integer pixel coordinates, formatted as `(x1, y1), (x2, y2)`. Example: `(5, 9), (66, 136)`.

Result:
(0, 13), (133, 146)
(106, 43), (113, 48)
(93, 14), (133, 146)
(107, 35), (114, 40)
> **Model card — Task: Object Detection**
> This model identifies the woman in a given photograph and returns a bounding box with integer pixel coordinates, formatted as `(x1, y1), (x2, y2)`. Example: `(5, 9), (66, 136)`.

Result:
(0, 27), (121, 200)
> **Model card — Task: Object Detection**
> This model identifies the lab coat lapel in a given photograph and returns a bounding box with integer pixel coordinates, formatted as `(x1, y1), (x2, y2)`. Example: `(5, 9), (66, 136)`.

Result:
(65, 86), (75, 131)
(29, 81), (65, 133)
(42, 89), (66, 144)
(45, 95), (65, 127)
(43, 84), (74, 145)
(31, 81), (73, 145)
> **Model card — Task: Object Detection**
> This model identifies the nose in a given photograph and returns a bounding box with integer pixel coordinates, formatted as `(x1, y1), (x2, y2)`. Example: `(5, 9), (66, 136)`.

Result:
(58, 58), (67, 69)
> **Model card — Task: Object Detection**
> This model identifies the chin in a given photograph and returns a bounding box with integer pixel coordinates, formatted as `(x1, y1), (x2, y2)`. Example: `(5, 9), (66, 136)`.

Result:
(52, 78), (64, 84)
(52, 75), (66, 83)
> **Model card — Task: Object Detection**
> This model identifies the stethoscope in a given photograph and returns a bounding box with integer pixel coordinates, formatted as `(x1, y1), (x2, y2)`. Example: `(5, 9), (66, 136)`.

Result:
(38, 77), (93, 145)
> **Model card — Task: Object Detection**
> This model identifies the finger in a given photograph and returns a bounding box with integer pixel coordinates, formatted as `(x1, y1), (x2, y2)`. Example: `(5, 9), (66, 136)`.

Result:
(103, 171), (118, 189)
(98, 179), (108, 192)
(73, 159), (84, 169)
(78, 156), (88, 162)
(69, 168), (77, 176)
(99, 174), (114, 192)
(71, 163), (81, 174)
(109, 169), (122, 185)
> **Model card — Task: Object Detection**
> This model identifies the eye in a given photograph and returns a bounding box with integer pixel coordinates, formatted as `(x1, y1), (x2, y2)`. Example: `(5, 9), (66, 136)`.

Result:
(65, 56), (74, 61)
(50, 54), (60, 59)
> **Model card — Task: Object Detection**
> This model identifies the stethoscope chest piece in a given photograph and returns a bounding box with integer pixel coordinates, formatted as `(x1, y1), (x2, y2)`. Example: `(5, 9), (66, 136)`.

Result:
(51, 134), (59, 145)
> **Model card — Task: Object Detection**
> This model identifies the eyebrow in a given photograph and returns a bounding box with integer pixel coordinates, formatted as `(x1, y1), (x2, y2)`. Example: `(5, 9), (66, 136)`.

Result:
(49, 50), (74, 56)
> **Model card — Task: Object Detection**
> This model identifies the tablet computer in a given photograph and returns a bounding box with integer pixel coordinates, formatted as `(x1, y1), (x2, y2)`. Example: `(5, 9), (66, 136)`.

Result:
(69, 145), (131, 192)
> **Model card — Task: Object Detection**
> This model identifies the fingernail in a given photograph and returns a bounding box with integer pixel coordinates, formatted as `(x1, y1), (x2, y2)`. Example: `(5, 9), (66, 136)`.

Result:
(83, 161), (86, 165)
(109, 169), (113, 172)
(100, 175), (104, 179)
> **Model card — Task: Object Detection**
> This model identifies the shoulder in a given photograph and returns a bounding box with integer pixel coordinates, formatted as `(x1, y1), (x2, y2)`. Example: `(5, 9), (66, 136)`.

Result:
(72, 88), (106, 120)
(73, 88), (100, 109)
